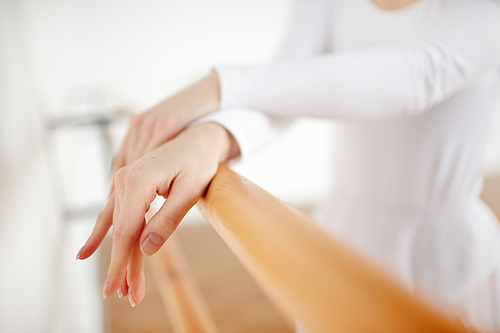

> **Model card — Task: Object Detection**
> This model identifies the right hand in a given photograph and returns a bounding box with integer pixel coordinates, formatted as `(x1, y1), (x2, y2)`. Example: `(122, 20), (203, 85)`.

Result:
(75, 71), (221, 305)
(77, 122), (238, 306)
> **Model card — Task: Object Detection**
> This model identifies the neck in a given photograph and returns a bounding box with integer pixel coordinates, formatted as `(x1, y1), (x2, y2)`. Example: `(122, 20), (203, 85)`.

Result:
(371, 0), (420, 10)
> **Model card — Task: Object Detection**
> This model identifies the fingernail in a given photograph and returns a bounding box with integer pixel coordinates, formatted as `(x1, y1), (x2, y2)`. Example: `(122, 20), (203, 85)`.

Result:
(128, 293), (136, 307)
(117, 288), (123, 298)
(140, 233), (164, 256)
(103, 278), (111, 299)
(76, 246), (85, 260)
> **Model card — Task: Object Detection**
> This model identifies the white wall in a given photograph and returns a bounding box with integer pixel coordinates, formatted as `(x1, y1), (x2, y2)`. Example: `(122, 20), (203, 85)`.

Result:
(18, 0), (335, 203)
(20, 0), (288, 113)
(0, 3), (61, 332)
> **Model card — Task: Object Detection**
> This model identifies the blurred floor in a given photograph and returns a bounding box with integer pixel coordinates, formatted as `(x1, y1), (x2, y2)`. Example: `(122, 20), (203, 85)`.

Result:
(101, 221), (294, 333)
(481, 175), (500, 218)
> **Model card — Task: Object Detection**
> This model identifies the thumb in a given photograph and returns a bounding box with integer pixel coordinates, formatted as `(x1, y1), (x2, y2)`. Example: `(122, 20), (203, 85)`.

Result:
(139, 179), (202, 256)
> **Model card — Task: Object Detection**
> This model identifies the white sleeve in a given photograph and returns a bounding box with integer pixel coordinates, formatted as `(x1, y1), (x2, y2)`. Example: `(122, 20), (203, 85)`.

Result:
(216, 2), (500, 120)
(189, 108), (279, 160)
(274, 0), (331, 59)
(194, 0), (331, 160)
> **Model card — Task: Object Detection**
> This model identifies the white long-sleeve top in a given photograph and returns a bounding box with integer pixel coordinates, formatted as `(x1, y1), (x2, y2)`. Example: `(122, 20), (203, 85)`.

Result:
(196, 0), (500, 330)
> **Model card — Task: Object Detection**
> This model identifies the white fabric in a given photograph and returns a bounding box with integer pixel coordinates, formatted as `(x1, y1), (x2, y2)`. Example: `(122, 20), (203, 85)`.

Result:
(196, 0), (500, 330)
(189, 108), (279, 160)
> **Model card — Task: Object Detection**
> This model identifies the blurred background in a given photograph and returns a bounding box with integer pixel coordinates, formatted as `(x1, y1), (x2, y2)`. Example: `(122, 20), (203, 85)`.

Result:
(1, 0), (500, 332)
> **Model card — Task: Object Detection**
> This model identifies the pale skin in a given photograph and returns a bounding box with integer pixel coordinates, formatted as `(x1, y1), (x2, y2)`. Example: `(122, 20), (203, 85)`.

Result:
(76, 71), (239, 306)
(77, 0), (420, 307)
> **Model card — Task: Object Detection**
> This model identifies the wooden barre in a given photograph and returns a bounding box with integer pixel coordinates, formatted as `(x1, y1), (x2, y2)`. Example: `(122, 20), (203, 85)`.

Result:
(197, 164), (469, 333)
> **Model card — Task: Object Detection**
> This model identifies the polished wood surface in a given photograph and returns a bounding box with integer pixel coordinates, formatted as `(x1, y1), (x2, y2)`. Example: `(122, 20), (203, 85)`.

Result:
(198, 164), (469, 333)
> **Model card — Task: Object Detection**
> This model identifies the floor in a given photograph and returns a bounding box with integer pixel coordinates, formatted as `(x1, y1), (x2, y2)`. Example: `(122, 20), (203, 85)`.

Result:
(101, 221), (294, 333)
(481, 175), (500, 218)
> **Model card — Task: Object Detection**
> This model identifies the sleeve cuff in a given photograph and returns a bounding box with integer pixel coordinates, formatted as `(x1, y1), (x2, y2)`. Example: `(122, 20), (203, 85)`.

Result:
(189, 108), (277, 161)
(214, 65), (244, 109)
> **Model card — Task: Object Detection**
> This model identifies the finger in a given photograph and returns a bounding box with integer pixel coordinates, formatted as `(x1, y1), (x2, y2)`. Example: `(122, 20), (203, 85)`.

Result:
(118, 273), (129, 298)
(113, 182), (122, 227)
(143, 118), (180, 154)
(127, 231), (146, 307)
(76, 192), (115, 260)
(125, 115), (143, 164)
(103, 178), (123, 298)
(110, 151), (126, 193)
(103, 175), (156, 298)
(140, 175), (203, 256)
(113, 118), (137, 171)
(130, 120), (154, 162)
(109, 124), (135, 195)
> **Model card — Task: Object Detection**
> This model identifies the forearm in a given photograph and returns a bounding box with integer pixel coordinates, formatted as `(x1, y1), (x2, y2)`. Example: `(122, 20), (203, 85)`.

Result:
(181, 70), (221, 124)
(113, 70), (221, 170)
(215, 48), (447, 120)
(151, 70), (221, 130)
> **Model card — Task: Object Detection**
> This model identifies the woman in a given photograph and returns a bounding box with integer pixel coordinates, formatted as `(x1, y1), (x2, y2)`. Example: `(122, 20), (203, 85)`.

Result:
(77, 0), (500, 330)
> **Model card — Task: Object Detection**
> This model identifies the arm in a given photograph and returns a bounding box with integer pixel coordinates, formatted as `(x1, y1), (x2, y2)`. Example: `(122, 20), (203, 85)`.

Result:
(191, 0), (332, 159)
(76, 0), (331, 306)
(110, 71), (221, 172)
(216, 3), (500, 120)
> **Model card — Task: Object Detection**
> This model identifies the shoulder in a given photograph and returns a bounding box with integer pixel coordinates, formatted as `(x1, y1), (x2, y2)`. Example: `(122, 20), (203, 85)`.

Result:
(431, 0), (500, 71)
(436, 0), (500, 41)
(439, 0), (500, 22)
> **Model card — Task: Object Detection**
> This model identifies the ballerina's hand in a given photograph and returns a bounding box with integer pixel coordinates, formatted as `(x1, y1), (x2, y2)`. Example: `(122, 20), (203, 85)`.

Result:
(76, 122), (236, 307)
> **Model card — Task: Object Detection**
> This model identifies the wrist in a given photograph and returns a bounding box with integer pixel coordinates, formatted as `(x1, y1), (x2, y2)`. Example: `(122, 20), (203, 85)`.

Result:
(189, 122), (239, 163)
(182, 71), (220, 125)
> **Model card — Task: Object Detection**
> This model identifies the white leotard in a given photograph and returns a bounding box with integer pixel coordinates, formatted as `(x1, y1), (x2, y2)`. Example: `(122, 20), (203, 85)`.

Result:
(195, 0), (500, 330)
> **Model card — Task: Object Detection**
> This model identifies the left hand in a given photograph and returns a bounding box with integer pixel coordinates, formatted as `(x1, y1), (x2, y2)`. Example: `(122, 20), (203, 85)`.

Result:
(111, 71), (220, 184)
(76, 122), (237, 307)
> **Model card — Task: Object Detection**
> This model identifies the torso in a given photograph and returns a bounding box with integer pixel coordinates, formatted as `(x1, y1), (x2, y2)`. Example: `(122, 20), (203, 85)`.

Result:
(315, 0), (500, 309)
